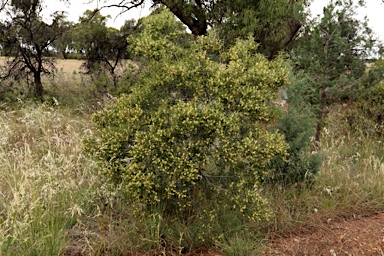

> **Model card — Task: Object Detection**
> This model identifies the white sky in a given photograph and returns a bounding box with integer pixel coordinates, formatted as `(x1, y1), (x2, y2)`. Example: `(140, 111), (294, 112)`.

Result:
(310, 0), (384, 42)
(41, 0), (152, 28)
(41, 0), (384, 41)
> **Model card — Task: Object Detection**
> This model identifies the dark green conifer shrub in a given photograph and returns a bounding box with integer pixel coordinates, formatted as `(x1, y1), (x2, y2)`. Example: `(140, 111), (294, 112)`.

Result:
(269, 75), (321, 184)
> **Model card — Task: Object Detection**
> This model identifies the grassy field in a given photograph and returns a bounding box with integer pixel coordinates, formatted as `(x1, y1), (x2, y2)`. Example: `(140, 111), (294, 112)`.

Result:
(56, 59), (83, 74)
(0, 57), (83, 74)
(0, 62), (384, 255)
(0, 57), (112, 112)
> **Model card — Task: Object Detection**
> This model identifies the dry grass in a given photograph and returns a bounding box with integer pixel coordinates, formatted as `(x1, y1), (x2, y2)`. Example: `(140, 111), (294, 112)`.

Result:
(0, 103), (155, 255)
(1, 57), (384, 255)
(55, 59), (83, 74)
(0, 57), (83, 74)
(0, 104), (103, 255)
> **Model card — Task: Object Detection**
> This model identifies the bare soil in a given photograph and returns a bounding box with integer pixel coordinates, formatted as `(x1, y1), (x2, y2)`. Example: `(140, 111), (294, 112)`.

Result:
(262, 212), (384, 255)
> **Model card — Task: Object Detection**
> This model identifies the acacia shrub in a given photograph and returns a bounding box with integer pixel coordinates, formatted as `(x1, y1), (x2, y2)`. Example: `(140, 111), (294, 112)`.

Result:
(84, 10), (289, 224)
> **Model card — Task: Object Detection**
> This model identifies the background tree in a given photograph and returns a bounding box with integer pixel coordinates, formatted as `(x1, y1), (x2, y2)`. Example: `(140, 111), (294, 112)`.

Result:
(71, 10), (139, 89)
(290, 0), (377, 142)
(0, 0), (69, 99)
(51, 21), (75, 59)
(213, 0), (307, 59)
(86, 0), (309, 59)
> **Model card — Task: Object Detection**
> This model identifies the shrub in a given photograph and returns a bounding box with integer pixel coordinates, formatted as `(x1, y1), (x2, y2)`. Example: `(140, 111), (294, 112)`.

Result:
(269, 74), (321, 184)
(0, 78), (33, 103)
(272, 107), (321, 184)
(360, 60), (384, 91)
(84, 9), (289, 228)
(348, 82), (384, 136)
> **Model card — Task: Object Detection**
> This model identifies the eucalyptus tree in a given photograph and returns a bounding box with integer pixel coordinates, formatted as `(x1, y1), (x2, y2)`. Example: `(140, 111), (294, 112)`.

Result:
(213, 0), (307, 59)
(0, 0), (69, 99)
(70, 10), (139, 89)
(78, 0), (309, 59)
(51, 21), (75, 59)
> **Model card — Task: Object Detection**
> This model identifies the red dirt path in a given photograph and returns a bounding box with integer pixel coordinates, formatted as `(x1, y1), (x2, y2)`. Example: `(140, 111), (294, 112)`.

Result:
(262, 212), (384, 255)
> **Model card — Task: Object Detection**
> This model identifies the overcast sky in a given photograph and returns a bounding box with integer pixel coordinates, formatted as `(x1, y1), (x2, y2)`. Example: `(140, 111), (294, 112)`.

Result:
(41, 0), (152, 28)
(42, 0), (384, 41)
(310, 1), (384, 42)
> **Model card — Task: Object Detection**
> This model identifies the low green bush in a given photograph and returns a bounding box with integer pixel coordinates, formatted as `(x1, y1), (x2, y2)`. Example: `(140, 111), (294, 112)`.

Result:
(65, 53), (86, 60)
(348, 82), (384, 136)
(0, 79), (33, 103)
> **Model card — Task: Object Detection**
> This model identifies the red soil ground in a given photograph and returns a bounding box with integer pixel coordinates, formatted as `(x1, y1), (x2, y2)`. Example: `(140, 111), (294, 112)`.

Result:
(262, 212), (384, 255)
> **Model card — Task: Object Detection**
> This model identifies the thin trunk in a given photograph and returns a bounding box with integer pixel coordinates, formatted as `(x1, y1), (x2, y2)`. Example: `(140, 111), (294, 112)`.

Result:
(314, 86), (327, 148)
(34, 71), (43, 100)
(315, 122), (322, 147)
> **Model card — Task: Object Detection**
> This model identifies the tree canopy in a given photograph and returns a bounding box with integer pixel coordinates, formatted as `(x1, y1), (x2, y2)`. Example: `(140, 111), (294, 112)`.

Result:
(86, 0), (310, 59)
(0, 0), (69, 98)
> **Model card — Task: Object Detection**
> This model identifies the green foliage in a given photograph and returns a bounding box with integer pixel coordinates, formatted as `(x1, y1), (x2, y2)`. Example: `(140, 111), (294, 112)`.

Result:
(130, 9), (191, 60)
(217, 0), (307, 59)
(114, 61), (140, 95)
(0, 79), (32, 103)
(345, 60), (384, 137)
(290, 0), (378, 141)
(269, 74), (321, 184)
(272, 111), (321, 184)
(361, 60), (384, 90)
(86, 66), (114, 94)
(84, 9), (289, 226)
(0, 0), (69, 99)
(348, 82), (384, 136)
(111, 0), (308, 59)
(292, 0), (375, 104)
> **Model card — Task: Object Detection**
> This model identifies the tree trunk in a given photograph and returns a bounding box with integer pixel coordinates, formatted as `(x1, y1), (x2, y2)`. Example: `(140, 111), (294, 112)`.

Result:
(314, 86), (327, 148)
(315, 122), (322, 147)
(34, 72), (44, 100)
(60, 49), (67, 59)
(160, 0), (208, 37)
(269, 21), (302, 60)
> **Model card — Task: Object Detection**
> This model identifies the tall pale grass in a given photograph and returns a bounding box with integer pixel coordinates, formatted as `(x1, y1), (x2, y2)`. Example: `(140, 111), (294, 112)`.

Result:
(0, 104), (100, 255)
(316, 111), (384, 215)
